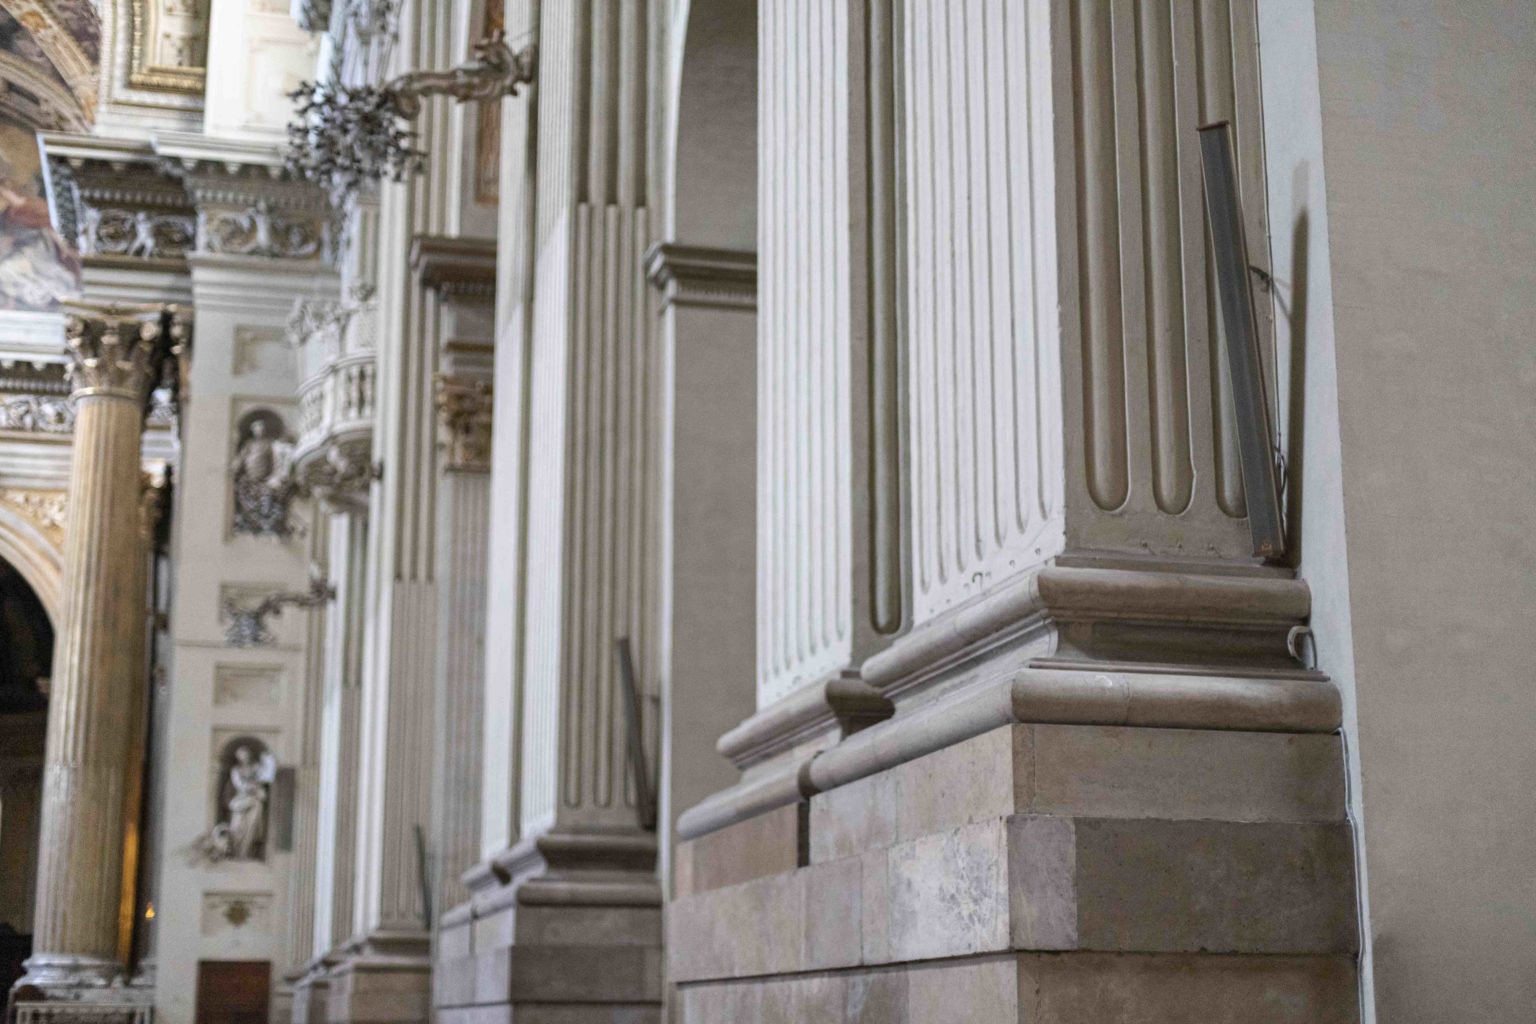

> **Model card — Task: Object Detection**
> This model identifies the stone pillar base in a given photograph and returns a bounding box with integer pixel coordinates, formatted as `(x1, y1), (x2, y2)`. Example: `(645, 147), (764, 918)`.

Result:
(13, 953), (124, 996)
(437, 833), (663, 1024)
(670, 719), (1360, 1023)
(326, 935), (430, 1024)
(289, 969), (329, 1024)
(677, 953), (1358, 1022)
(9, 959), (152, 1024)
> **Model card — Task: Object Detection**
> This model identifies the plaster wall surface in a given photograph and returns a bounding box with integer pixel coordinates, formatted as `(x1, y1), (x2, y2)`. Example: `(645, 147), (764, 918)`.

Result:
(1295, 2), (1536, 1019)
(153, 260), (322, 1024)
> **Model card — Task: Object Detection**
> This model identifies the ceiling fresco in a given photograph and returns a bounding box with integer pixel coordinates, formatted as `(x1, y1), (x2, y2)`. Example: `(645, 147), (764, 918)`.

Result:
(0, 0), (98, 312)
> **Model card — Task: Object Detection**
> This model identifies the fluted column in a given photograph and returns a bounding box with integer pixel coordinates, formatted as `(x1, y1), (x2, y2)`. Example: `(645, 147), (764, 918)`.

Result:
(284, 510), (331, 988)
(21, 303), (181, 993)
(429, 376), (490, 916)
(333, 4), (453, 1018)
(313, 506), (366, 958)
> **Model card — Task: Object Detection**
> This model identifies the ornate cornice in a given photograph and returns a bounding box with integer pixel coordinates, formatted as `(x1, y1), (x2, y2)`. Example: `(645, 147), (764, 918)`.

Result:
(41, 134), (334, 266)
(410, 234), (496, 304)
(433, 375), (492, 472)
(126, 0), (206, 96)
(642, 243), (756, 311)
(0, 362), (69, 398)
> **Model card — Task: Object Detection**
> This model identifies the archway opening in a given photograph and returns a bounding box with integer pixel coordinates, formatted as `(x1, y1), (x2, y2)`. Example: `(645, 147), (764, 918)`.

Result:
(659, 0), (759, 886)
(0, 556), (52, 990)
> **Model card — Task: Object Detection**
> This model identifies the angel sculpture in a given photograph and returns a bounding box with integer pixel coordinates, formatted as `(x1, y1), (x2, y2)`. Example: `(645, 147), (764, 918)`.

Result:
(224, 745), (278, 859)
(189, 743), (279, 862)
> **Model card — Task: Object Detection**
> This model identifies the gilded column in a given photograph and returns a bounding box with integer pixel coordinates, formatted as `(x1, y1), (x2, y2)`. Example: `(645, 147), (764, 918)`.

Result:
(20, 303), (182, 993)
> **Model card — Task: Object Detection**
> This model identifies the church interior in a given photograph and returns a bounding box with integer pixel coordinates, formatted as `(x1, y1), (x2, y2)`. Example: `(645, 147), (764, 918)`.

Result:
(0, 1), (1532, 1023)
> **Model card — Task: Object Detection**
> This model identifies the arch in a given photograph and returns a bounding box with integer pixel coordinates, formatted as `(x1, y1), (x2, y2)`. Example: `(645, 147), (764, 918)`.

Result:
(0, 500), (62, 628)
(656, 0), (760, 867)
(665, 0), (757, 246)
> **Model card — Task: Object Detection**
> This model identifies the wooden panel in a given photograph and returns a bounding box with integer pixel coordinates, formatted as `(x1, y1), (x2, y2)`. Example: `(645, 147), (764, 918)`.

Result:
(195, 959), (270, 1024)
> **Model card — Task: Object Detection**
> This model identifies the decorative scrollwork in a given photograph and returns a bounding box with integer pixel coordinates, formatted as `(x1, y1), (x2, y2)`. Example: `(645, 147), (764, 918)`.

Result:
(284, 33), (536, 201)
(222, 566), (336, 647)
(391, 33), (537, 117)
(285, 79), (424, 202)
(200, 200), (329, 260)
(0, 395), (75, 434)
(81, 207), (197, 260)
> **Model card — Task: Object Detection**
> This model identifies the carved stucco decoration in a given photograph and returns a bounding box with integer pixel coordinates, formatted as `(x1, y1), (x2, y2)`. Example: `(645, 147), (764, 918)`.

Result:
(286, 295), (350, 356)
(1, 0), (99, 115)
(127, 0), (209, 95)
(0, 394), (75, 434)
(45, 143), (333, 267)
(434, 375), (492, 472)
(285, 32), (535, 201)
(0, 488), (67, 545)
(200, 201), (328, 260)
(63, 302), (171, 402)
(78, 206), (197, 260)
(221, 567), (335, 647)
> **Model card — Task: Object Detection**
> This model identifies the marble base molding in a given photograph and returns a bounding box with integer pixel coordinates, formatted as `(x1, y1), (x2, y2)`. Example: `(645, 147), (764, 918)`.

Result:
(435, 830), (663, 1024)
(678, 560), (1334, 840)
(671, 720), (1359, 1023)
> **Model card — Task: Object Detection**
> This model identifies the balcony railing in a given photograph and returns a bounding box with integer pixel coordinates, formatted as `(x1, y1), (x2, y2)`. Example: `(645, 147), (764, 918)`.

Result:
(287, 292), (378, 496)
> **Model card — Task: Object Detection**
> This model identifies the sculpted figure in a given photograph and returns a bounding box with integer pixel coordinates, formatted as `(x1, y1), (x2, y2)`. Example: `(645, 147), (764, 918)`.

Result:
(223, 745), (277, 859)
(127, 211), (157, 257)
(231, 415), (299, 537)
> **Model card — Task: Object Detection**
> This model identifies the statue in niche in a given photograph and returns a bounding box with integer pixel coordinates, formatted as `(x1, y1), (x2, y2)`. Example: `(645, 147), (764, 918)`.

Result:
(190, 738), (277, 863)
(231, 408), (299, 538)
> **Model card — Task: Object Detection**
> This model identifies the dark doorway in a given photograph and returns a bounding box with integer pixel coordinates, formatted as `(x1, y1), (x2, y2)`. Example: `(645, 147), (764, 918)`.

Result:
(0, 557), (51, 993)
(194, 960), (271, 1024)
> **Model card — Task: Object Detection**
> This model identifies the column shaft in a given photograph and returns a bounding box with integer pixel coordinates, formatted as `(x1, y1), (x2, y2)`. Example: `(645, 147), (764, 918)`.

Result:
(23, 306), (168, 991)
(430, 380), (490, 914)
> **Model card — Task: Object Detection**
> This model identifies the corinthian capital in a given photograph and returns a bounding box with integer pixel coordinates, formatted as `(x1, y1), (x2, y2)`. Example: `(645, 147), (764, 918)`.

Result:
(434, 375), (493, 472)
(63, 302), (188, 404)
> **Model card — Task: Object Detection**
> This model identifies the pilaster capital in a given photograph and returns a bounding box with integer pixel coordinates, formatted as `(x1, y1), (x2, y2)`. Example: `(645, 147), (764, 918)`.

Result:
(642, 243), (756, 311)
(410, 235), (496, 305)
(62, 302), (187, 404)
(434, 375), (493, 473)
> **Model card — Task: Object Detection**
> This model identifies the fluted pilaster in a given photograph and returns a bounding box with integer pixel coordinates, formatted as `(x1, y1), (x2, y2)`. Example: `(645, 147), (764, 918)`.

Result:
(22, 303), (182, 992)
(516, 0), (660, 847)
(312, 509), (366, 958)
(429, 377), (490, 914)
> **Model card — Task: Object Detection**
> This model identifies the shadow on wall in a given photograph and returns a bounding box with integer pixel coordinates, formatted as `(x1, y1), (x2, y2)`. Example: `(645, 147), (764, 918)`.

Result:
(1284, 203), (1311, 565)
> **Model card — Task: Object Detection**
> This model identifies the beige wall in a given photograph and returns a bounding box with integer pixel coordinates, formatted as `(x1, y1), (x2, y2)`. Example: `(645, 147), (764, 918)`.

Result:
(1269, 2), (1536, 1020)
